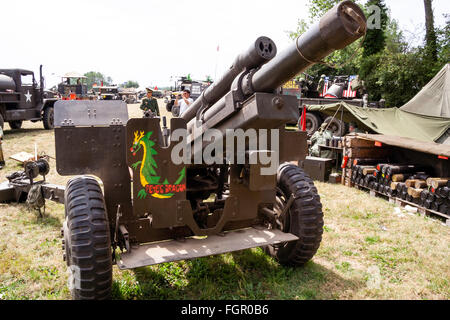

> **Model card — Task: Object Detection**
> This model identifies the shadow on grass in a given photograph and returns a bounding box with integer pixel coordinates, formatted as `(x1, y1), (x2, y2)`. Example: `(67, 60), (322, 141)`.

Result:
(2, 202), (63, 228)
(33, 213), (62, 228)
(111, 248), (363, 300)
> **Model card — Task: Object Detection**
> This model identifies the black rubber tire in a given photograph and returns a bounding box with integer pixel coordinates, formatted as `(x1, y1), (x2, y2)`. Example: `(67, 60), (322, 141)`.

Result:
(63, 176), (112, 300)
(0, 113), (4, 130)
(9, 120), (22, 129)
(43, 106), (54, 130)
(299, 112), (321, 135)
(172, 105), (180, 117)
(323, 116), (347, 136)
(266, 164), (324, 266)
(166, 100), (173, 112)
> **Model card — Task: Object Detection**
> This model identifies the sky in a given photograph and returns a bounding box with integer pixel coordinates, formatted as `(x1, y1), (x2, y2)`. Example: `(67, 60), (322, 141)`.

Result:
(1, 0), (448, 89)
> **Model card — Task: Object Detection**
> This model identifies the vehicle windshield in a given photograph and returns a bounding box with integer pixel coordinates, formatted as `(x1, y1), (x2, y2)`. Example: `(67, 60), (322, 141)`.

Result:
(21, 74), (34, 86)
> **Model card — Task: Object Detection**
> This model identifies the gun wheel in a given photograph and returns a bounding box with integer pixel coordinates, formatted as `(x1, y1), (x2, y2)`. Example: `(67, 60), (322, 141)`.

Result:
(265, 163), (324, 266)
(63, 176), (112, 300)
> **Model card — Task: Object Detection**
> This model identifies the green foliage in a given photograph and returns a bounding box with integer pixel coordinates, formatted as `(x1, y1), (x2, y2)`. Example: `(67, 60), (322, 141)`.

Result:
(308, 0), (342, 20)
(362, 0), (388, 57)
(287, 0), (448, 107)
(436, 14), (450, 65)
(365, 47), (439, 107)
(83, 71), (113, 90)
(122, 80), (140, 88)
(288, 0), (363, 79)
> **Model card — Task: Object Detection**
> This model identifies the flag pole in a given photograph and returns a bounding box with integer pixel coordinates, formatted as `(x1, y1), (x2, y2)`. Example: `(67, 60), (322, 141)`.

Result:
(214, 44), (219, 80)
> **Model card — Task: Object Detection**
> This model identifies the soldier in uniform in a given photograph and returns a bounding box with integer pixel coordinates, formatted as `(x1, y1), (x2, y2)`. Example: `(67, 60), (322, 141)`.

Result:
(298, 77), (309, 97)
(309, 122), (334, 159)
(349, 122), (364, 134)
(317, 74), (326, 94)
(0, 125), (5, 169)
(140, 87), (160, 118)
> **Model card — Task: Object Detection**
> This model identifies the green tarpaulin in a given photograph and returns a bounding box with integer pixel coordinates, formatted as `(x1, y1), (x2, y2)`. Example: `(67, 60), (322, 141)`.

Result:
(308, 103), (450, 143)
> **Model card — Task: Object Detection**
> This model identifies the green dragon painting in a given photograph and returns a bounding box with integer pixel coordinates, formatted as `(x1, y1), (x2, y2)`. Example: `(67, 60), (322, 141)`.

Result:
(130, 130), (186, 199)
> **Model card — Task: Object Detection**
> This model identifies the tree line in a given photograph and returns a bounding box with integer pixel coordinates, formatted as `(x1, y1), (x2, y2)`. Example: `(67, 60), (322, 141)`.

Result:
(83, 71), (140, 89)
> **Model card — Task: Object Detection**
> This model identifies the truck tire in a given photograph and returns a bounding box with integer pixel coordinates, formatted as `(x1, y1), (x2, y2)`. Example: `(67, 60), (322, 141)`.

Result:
(9, 120), (22, 129)
(323, 116), (346, 136)
(299, 113), (321, 134)
(63, 176), (112, 300)
(43, 106), (54, 130)
(265, 164), (323, 266)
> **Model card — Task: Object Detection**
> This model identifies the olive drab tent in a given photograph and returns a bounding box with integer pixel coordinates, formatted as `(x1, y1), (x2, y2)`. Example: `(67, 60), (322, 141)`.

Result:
(400, 63), (450, 118)
(307, 63), (450, 145)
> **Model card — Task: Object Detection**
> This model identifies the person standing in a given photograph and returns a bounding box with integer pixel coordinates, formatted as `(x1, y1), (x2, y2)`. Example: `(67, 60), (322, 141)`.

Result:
(309, 123), (334, 159)
(0, 126), (5, 169)
(317, 74), (326, 94)
(348, 122), (364, 134)
(140, 87), (160, 118)
(174, 89), (193, 116)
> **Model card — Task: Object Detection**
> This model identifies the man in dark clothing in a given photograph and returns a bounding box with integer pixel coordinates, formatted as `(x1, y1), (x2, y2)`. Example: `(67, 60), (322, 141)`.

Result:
(140, 87), (160, 118)
(0, 126), (5, 169)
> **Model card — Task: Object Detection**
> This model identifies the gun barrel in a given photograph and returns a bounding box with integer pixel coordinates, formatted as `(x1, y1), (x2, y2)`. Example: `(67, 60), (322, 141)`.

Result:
(181, 36), (277, 121)
(189, 1), (366, 130)
(251, 1), (366, 93)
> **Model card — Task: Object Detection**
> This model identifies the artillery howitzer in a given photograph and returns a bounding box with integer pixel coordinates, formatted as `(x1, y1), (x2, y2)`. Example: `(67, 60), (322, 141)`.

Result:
(0, 1), (366, 299)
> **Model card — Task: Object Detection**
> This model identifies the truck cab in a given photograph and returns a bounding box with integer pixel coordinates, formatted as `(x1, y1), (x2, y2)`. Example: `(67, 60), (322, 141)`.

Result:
(57, 73), (88, 100)
(0, 66), (56, 129)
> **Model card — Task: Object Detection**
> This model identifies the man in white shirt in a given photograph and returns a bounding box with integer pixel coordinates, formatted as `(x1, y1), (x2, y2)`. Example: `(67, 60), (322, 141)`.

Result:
(174, 89), (194, 116)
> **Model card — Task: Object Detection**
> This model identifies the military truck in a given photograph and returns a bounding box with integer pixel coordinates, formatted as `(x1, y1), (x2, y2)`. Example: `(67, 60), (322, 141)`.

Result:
(282, 74), (383, 136)
(118, 88), (138, 104)
(97, 85), (121, 100)
(0, 65), (57, 129)
(57, 73), (89, 100)
(164, 76), (212, 115)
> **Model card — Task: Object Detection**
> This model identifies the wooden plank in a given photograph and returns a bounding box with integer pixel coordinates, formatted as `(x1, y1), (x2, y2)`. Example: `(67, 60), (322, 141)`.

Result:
(344, 178), (353, 188)
(10, 152), (34, 163)
(345, 147), (390, 158)
(345, 137), (377, 148)
(346, 169), (352, 178)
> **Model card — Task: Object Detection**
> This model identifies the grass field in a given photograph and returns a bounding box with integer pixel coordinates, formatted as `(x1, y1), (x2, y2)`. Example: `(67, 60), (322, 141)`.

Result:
(0, 100), (449, 300)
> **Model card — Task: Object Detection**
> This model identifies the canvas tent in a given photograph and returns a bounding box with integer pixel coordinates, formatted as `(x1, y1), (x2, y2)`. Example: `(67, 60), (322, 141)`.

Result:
(400, 63), (450, 118)
(307, 63), (450, 144)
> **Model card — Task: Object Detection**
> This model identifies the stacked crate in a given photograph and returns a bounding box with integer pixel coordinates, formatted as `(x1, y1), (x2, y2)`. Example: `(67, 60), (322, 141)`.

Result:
(342, 136), (450, 218)
(341, 136), (389, 188)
